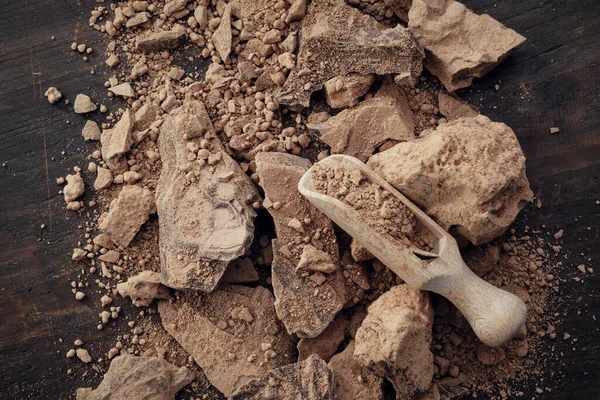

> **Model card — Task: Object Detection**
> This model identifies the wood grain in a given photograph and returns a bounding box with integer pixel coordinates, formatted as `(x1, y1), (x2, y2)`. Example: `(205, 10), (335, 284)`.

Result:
(0, 0), (598, 399)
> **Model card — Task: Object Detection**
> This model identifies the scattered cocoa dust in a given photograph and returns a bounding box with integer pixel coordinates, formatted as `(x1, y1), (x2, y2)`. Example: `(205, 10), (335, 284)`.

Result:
(429, 221), (566, 398)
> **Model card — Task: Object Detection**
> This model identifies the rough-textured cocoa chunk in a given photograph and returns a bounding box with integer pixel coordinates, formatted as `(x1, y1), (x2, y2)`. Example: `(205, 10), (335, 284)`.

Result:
(277, 0), (423, 109)
(231, 354), (335, 399)
(368, 115), (533, 245)
(136, 28), (187, 52)
(354, 285), (434, 399)
(211, 4), (232, 60)
(82, 120), (101, 141)
(255, 153), (346, 338)
(158, 285), (294, 397)
(328, 341), (384, 400)
(99, 186), (156, 248)
(156, 102), (259, 291)
(408, 0), (525, 91)
(101, 110), (133, 162)
(309, 83), (415, 162)
(438, 91), (479, 121)
(117, 271), (171, 307)
(385, 0), (413, 22)
(297, 314), (346, 362)
(75, 354), (193, 400)
(323, 74), (375, 109)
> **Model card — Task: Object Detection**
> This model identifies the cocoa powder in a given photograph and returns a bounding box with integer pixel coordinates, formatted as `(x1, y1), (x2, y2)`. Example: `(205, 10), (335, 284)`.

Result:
(312, 165), (434, 253)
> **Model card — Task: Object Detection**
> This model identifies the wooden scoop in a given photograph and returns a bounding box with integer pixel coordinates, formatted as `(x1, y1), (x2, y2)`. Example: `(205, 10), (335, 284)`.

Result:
(298, 155), (527, 347)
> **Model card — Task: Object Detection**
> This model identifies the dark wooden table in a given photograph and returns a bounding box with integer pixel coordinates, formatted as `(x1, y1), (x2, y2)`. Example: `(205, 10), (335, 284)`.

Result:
(0, 0), (598, 399)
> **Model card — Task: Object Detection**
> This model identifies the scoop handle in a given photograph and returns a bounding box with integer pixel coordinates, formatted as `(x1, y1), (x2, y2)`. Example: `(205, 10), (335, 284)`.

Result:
(423, 260), (527, 347)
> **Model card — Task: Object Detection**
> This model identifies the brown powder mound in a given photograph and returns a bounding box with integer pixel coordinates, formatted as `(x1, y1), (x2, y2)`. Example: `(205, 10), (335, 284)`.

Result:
(311, 164), (434, 252)
(156, 102), (260, 292)
(158, 285), (294, 397)
(277, 0), (424, 109)
(368, 115), (533, 245)
(354, 284), (434, 399)
(75, 354), (194, 400)
(255, 153), (346, 338)
(231, 354), (335, 399)
(408, 0), (526, 91)
(308, 83), (416, 162)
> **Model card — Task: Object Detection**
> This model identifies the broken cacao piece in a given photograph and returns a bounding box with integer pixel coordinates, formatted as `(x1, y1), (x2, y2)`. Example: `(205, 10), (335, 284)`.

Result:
(354, 285), (434, 399)
(45, 87), (62, 104)
(231, 354), (335, 399)
(135, 27), (187, 52)
(255, 153), (346, 338)
(368, 115), (533, 245)
(82, 120), (101, 141)
(385, 0), (413, 22)
(437, 92), (479, 121)
(408, 0), (525, 91)
(101, 110), (133, 169)
(116, 271), (171, 307)
(211, 3), (232, 61)
(156, 102), (259, 292)
(75, 354), (193, 400)
(64, 174), (84, 203)
(277, 0), (424, 109)
(328, 340), (384, 400)
(74, 94), (97, 114)
(297, 314), (347, 362)
(323, 74), (375, 109)
(158, 285), (294, 397)
(99, 185), (156, 248)
(308, 82), (415, 162)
